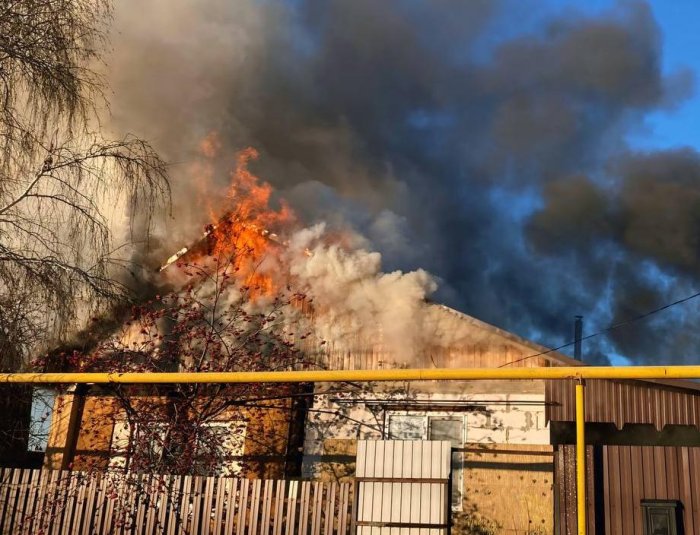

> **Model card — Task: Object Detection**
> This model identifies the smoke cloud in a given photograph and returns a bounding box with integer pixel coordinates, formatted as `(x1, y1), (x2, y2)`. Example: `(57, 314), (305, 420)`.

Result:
(105, 0), (700, 364)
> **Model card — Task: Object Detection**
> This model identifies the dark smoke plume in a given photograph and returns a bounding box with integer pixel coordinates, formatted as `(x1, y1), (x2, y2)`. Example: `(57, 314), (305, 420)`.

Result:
(106, 0), (699, 364)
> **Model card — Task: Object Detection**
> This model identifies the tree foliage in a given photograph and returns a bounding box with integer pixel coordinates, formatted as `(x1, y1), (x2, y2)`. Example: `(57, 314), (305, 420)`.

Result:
(0, 0), (169, 368)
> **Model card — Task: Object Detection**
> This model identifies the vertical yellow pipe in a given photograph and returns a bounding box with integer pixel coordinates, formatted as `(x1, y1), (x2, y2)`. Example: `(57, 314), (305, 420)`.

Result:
(576, 380), (587, 535)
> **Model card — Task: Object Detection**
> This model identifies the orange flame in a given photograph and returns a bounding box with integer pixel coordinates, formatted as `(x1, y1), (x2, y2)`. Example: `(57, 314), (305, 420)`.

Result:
(187, 135), (295, 297)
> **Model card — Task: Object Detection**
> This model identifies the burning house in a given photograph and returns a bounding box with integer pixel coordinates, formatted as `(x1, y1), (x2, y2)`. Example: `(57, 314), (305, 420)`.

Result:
(29, 148), (700, 534)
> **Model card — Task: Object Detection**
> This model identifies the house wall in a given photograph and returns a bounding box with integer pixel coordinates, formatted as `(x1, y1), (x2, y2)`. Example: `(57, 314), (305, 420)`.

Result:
(547, 378), (700, 430)
(44, 391), (294, 478)
(556, 445), (700, 535)
(45, 389), (82, 470)
(303, 380), (551, 478)
(72, 396), (119, 471)
(236, 401), (294, 478)
(461, 444), (554, 534)
(303, 382), (553, 534)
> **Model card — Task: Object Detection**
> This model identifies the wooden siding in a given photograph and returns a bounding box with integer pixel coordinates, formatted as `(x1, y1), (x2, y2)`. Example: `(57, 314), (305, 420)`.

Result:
(0, 468), (352, 535)
(555, 445), (700, 534)
(302, 305), (559, 371)
(546, 379), (700, 430)
(316, 345), (553, 371)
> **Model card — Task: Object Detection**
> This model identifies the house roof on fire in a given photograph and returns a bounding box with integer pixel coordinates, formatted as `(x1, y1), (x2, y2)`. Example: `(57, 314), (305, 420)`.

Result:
(45, 219), (700, 396)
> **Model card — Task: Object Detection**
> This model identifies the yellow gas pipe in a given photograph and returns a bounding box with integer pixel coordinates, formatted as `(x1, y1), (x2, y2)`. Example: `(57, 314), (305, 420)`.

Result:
(4, 363), (700, 535)
(575, 380), (587, 535)
(1, 365), (700, 383)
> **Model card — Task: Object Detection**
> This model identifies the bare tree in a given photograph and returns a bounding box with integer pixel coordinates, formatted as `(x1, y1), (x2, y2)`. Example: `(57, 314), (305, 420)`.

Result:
(0, 0), (169, 367)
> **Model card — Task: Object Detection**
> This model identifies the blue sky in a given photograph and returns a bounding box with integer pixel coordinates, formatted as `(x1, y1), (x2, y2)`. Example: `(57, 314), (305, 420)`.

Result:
(631, 1), (700, 150)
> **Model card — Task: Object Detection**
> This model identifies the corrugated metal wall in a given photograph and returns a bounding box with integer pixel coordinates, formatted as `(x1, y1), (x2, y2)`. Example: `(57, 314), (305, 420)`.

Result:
(556, 445), (700, 534)
(546, 379), (700, 430)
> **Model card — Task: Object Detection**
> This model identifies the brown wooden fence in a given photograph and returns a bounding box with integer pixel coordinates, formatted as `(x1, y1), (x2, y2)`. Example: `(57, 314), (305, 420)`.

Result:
(0, 468), (353, 535)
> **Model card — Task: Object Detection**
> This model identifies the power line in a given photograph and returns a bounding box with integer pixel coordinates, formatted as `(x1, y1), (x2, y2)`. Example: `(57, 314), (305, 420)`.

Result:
(499, 289), (700, 367)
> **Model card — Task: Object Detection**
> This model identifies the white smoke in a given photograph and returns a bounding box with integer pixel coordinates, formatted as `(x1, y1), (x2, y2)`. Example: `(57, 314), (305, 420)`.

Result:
(284, 224), (438, 363)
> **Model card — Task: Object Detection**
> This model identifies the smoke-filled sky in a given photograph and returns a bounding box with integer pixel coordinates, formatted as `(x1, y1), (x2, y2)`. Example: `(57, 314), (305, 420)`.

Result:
(106, 0), (700, 365)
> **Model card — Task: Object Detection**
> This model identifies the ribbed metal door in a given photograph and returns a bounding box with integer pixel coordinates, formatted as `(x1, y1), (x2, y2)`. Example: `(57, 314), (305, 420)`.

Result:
(355, 440), (452, 535)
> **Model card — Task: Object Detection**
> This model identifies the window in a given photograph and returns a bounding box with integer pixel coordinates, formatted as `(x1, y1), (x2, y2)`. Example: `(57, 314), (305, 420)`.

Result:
(109, 420), (131, 470)
(27, 388), (56, 452)
(109, 419), (247, 475)
(387, 413), (465, 510)
(641, 500), (683, 535)
(109, 420), (169, 471)
(387, 415), (425, 440)
(195, 421), (247, 476)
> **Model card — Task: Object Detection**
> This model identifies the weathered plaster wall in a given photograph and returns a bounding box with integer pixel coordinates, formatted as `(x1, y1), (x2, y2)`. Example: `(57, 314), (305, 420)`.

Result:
(302, 380), (550, 479)
(302, 382), (553, 534)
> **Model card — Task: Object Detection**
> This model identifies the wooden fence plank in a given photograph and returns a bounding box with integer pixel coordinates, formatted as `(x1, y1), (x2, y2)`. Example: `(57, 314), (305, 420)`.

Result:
(103, 475), (119, 535)
(166, 474), (183, 535)
(11, 467), (28, 533)
(188, 475), (199, 535)
(250, 479), (262, 535)
(81, 473), (99, 535)
(0, 468), (13, 533)
(0, 470), (356, 535)
(261, 479), (273, 535)
(285, 481), (299, 535)
(57, 472), (77, 535)
(324, 483), (332, 535)
(22, 470), (46, 535)
(180, 475), (193, 535)
(134, 475), (149, 535)
(153, 475), (171, 535)
(1, 468), (20, 534)
(13, 467), (32, 533)
(273, 479), (285, 535)
(143, 475), (157, 535)
(212, 476), (229, 535)
(299, 481), (311, 535)
(71, 472), (89, 534)
(204, 476), (217, 535)
(311, 482), (323, 535)
(46, 471), (65, 535)
(229, 478), (239, 535)
(0, 469), (8, 525)
(337, 484), (347, 535)
(8, 468), (23, 533)
(235, 478), (249, 535)
(121, 474), (139, 535)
